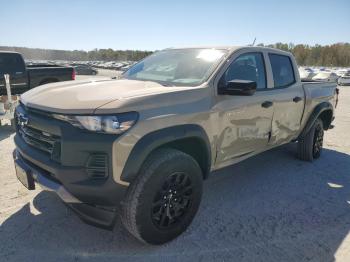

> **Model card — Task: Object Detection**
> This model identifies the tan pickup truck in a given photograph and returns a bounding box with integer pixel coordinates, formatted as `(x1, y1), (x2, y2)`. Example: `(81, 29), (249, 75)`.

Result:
(12, 46), (338, 244)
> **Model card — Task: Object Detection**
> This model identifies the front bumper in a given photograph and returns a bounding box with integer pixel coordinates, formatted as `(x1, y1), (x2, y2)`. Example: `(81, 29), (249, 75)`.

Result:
(12, 104), (129, 229)
(13, 149), (120, 229)
(13, 150), (81, 203)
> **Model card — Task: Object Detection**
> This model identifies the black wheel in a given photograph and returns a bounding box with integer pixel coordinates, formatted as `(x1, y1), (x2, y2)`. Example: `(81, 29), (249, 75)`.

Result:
(297, 118), (324, 161)
(121, 148), (203, 245)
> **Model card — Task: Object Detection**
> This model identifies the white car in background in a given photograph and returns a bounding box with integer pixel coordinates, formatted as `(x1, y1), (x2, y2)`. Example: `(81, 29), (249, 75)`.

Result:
(336, 69), (347, 77)
(299, 68), (316, 81)
(338, 71), (350, 86)
(312, 72), (339, 82)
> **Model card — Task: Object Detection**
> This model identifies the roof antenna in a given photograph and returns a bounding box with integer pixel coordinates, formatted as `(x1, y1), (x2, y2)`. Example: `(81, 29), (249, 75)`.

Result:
(250, 37), (256, 46)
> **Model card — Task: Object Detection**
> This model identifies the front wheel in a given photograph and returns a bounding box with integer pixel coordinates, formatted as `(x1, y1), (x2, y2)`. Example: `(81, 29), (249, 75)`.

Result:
(121, 148), (203, 245)
(297, 118), (324, 161)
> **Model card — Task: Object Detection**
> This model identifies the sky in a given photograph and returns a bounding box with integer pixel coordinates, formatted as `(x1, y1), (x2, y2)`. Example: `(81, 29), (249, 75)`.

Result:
(1, 0), (349, 51)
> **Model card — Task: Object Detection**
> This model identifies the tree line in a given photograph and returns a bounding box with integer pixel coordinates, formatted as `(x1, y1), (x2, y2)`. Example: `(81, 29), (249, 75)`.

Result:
(0, 46), (152, 62)
(1, 43), (349, 66)
(258, 43), (350, 67)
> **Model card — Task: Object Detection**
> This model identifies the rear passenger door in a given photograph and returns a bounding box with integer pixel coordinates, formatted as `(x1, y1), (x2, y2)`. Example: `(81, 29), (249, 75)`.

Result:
(266, 53), (304, 145)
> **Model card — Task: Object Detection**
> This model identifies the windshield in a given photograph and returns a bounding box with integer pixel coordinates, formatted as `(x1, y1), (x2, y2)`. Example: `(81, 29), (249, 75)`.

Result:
(123, 48), (227, 86)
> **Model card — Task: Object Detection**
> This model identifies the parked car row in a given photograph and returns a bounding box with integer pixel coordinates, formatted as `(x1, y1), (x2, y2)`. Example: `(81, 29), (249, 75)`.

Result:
(298, 66), (350, 85)
(72, 64), (97, 75)
(26, 59), (138, 75)
(92, 61), (136, 71)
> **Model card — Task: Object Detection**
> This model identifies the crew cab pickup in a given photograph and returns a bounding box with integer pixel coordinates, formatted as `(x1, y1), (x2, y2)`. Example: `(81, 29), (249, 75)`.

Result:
(0, 51), (75, 126)
(12, 46), (338, 245)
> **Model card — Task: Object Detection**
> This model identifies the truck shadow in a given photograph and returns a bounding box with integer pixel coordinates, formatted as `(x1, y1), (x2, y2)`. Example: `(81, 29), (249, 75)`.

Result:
(1, 145), (350, 261)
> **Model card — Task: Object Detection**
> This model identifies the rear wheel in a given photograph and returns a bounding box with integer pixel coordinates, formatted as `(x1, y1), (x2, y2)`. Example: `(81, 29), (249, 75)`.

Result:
(121, 148), (203, 245)
(297, 118), (324, 161)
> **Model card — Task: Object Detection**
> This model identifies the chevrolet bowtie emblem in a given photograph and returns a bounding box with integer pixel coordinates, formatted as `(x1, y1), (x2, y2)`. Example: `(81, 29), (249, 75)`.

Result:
(17, 113), (29, 127)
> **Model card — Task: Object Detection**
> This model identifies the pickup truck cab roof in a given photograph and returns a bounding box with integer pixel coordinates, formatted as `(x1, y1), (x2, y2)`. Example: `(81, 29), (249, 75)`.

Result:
(166, 45), (294, 57)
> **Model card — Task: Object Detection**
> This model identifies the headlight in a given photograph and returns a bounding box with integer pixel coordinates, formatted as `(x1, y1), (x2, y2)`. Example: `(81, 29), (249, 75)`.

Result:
(52, 112), (138, 134)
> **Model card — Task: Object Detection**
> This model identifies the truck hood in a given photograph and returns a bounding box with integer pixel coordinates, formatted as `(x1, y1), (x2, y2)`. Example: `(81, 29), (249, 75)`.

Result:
(21, 79), (184, 114)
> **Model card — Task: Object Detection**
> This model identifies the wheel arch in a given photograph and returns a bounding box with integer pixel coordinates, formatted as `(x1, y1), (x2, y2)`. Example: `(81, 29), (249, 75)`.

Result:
(120, 124), (212, 183)
(299, 101), (333, 140)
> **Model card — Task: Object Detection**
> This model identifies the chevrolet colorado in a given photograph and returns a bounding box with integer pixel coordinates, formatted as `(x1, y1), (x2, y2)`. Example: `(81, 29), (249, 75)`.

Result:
(12, 46), (338, 244)
(0, 51), (75, 127)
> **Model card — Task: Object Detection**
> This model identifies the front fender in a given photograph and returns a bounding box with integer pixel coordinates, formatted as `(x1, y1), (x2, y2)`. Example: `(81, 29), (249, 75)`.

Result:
(120, 124), (211, 183)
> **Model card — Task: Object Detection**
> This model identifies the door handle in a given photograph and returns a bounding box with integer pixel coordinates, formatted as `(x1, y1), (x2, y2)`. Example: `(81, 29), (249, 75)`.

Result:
(261, 101), (273, 108)
(293, 96), (302, 103)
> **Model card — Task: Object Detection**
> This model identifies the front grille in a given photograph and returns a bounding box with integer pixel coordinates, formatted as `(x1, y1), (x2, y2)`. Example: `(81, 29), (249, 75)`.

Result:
(18, 125), (61, 159)
(16, 106), (61, 162)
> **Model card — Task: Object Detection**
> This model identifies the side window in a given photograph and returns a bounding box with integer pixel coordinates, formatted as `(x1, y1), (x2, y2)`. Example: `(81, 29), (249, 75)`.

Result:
(269, 54), (295, 88)
(0, 54), (25, 74)
(219, 52), (266, 89)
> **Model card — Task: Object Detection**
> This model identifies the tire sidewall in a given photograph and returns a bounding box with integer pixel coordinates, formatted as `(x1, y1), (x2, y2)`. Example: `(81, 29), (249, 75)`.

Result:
(312, 119), (324, 159)
(134, 152), (202, 244)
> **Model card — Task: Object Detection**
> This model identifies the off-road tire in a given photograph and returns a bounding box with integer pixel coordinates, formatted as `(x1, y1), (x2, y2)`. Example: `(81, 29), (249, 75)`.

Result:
(297, 118), (324, 161)
(121, 148), (203, 245)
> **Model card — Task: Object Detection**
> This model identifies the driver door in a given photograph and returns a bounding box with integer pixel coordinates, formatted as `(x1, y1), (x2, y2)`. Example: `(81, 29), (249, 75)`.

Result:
(214, 52), (274, 164)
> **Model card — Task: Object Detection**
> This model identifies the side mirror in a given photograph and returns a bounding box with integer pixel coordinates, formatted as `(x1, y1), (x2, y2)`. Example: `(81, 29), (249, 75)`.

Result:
(219, 80), (257, 96)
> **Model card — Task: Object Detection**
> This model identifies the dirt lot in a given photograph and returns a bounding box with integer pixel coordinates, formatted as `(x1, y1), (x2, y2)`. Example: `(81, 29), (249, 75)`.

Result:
(1, 85), (350, 262)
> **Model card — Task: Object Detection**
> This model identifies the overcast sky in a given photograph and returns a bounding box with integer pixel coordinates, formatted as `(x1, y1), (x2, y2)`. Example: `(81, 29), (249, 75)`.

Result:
(1, 0), (349, 51)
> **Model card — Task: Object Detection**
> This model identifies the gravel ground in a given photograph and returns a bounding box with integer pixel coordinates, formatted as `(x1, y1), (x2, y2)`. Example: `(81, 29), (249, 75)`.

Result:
(1, 85), (350, 262)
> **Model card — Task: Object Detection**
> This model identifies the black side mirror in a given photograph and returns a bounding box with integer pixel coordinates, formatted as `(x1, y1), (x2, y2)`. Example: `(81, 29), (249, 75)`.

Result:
(219, 80), (257, 96)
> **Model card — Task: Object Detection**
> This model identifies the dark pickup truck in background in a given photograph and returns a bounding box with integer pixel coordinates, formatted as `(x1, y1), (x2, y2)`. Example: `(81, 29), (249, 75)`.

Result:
(0, 51), (75, 95)
(0, 51), (75, 127)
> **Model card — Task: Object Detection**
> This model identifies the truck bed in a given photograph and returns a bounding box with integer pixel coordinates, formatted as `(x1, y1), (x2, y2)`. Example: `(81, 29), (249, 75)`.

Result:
(300, 81), (338, 131)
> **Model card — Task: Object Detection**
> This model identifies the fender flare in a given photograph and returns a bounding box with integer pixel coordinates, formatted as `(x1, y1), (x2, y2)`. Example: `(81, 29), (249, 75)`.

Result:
(298, 102), (333, 139)
(120, 124), (211, 183)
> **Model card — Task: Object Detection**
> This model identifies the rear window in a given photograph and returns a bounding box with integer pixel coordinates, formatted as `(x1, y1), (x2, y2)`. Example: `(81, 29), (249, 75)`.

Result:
(269, 54), (295, 88)
(0, 53), (25, 74)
